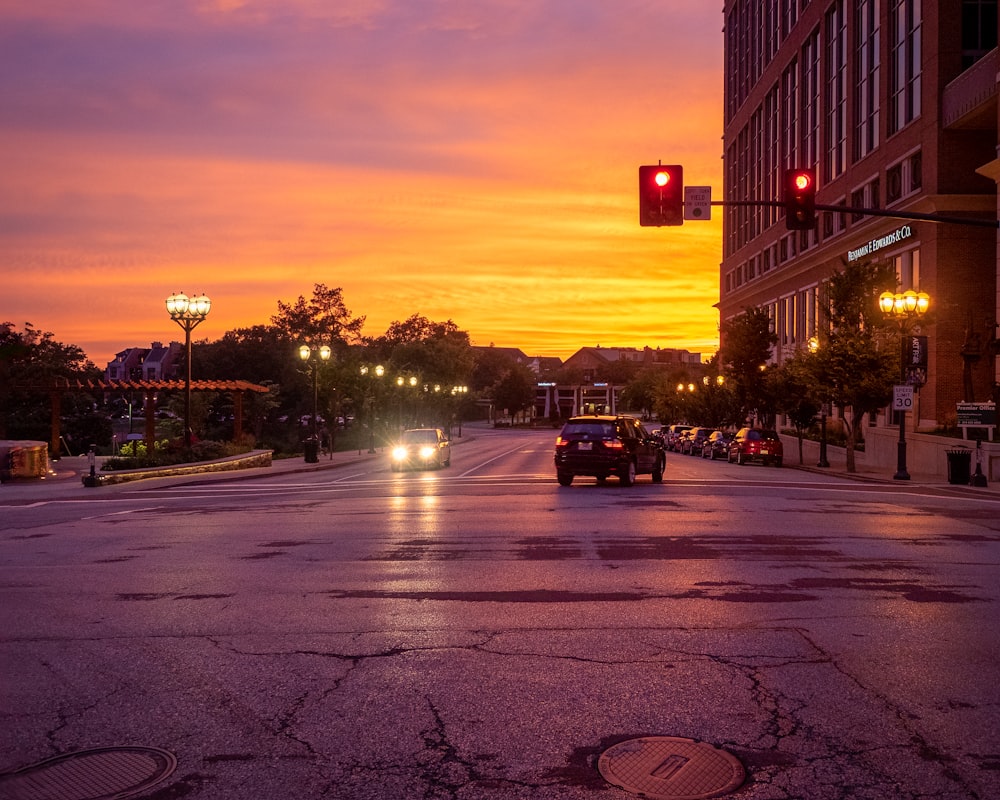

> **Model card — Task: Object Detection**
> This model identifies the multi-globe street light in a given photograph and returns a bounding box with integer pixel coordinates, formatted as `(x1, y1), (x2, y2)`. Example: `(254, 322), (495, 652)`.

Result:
(808, 336), (831, 468)
(360, 364), (385, 453)
(299, 344), (332, 461)
(165, 292), (211, 448)
(879, 289), (931, 480)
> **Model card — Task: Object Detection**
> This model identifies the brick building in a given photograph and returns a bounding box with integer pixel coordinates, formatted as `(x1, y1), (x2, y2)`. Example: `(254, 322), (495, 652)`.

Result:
(720, 0), (999, 429)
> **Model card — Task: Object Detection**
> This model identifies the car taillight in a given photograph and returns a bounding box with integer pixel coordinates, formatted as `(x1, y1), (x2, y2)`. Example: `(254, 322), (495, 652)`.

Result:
(602, 439), (624, 450)
(555, 436), (568, 448)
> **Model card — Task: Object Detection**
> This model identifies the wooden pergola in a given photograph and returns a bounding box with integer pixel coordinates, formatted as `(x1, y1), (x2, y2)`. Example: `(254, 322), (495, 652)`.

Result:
(42, 378), (271, 454)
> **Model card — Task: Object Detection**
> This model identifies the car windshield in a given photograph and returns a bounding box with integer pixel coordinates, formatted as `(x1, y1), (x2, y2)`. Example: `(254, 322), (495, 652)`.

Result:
(402, 430), (438, 444)
(563, 422), (615, 437)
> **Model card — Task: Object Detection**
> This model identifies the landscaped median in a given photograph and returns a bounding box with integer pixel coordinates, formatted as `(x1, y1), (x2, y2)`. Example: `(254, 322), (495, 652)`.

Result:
(89, 450), (273, 486)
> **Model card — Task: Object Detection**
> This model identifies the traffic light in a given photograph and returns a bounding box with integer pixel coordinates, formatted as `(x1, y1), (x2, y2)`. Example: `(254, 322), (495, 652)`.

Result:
(784, 168), (816, 230)
(639, 164), (683, 226)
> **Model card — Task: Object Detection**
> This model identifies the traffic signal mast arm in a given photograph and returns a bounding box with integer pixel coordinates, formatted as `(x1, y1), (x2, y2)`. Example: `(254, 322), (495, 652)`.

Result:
(709, 200), (1000, 229)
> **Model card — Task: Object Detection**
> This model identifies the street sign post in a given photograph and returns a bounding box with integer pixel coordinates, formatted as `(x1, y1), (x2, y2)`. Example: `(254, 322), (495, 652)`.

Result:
(892, 385), (914, 411)
(684, 186), (712, 220)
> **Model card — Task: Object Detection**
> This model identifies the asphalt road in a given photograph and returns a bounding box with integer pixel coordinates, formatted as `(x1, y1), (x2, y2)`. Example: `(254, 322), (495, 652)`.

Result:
(2, 427), (999, 799)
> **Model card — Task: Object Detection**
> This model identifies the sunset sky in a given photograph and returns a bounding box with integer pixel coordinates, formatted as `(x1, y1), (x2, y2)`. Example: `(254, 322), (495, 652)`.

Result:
(1, 1), (725, 368)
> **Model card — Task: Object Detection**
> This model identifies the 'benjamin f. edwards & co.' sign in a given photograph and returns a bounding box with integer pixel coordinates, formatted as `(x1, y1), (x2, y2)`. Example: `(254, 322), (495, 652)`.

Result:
(847, 225), (914, 262)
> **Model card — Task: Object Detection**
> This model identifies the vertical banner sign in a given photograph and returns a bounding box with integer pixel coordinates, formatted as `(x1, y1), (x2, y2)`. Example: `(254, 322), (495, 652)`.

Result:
(905, 335), (928, 386)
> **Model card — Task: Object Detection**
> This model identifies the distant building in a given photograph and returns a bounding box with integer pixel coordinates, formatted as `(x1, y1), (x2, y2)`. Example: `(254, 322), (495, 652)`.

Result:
(562, 346), (702, 379)
(105, 342), (183, 382)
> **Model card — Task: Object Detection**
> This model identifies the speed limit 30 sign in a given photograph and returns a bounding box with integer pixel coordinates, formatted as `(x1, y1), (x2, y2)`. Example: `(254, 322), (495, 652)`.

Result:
(893, 385), (914, 410)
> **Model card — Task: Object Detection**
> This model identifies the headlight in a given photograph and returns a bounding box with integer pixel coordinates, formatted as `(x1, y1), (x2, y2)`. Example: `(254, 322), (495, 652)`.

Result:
(391, 446), (409, 461)
(418, 446), (436, 460)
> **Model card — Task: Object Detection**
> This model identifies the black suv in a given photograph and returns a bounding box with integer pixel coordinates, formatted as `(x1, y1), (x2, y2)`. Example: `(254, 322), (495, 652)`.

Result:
(554, 414), (666, 486)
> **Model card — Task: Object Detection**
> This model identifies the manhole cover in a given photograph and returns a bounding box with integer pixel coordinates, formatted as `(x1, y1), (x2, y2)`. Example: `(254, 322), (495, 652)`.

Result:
(598, 736), (745, 800)
(0, 746), (177, 800)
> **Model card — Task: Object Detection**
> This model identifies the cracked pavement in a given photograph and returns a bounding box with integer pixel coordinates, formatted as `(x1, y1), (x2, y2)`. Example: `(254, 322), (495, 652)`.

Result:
(1, 432), (999, 799)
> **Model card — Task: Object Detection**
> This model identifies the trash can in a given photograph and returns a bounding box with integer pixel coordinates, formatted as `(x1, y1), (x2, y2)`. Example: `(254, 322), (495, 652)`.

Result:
(303, 437), (320, 464)
(946, 448), (972, 485)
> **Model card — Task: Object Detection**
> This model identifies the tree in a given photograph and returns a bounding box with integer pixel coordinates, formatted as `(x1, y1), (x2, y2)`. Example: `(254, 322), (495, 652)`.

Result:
(620, 368), (668, 419)
(718, 306), (778, 426)
(811, 259), (898, 472)
(773, 354), (822, 465)
(492, 363), (536, 424)
(0, 322), (103, 446)
(364, 315), (475, 431)
(271, 284), (366, 353)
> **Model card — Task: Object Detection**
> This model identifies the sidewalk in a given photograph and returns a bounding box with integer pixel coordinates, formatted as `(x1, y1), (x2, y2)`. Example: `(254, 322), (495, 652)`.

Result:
(0, 446), (385, 503)
(779, 435), (999, 494)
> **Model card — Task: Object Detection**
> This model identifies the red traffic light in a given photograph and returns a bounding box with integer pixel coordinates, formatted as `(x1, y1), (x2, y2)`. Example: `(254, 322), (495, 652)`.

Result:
(784, 168), (816, 231)
(639, 164), (683, 227)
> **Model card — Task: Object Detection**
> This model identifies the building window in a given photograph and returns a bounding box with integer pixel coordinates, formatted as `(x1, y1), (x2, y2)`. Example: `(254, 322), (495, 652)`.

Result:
(910, 150), (922, 190)
(782, 0), (799, 37)
(885, 150), (921, 204)
(886, 162), (903, 203)
(825, 2), (848, 180)
(781, 60), (799, 168)
(892, 248), (921, 289)
(962, 0), (998, 69)
(853, 0), (880, 162)
(851, 188), (865, 222)
(889, 0), (922, 134)
(801, 29), (821, 172)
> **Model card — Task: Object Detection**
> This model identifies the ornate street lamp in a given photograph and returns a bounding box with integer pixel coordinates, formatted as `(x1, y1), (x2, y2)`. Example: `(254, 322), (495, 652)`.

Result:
(808, 337), (830, 467)
(360, 364), (385, 453)
(165, 292), (211, 448)
(299, 345), (332, 457)
(451, 385), (468, 436)
(879, 289), (931, 480)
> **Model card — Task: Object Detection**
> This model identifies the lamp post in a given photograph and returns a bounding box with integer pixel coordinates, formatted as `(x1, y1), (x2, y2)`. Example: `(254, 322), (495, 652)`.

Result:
(165, 292), (211, 449)
(360, 364), (385, 453)
(879, 289), (930, 480)
(396, 374), (418, 432)
(808, 337), (830, 467)
(451, 385), (468, 436)
(299, 344), (332, 446)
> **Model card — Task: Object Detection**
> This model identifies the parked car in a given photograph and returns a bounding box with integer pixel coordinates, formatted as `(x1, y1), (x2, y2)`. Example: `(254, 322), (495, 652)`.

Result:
(683, 427), (716, 456)
(728, 428), (783, 467)
(391, 428), (452, 471)
(702, 430), (733, 460)
(554, 414), (666, 486)
(664, 424), (692, 452)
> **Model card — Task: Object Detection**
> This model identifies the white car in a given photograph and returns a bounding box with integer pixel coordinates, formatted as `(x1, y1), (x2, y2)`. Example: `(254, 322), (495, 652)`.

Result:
(391, 428), (452, 471)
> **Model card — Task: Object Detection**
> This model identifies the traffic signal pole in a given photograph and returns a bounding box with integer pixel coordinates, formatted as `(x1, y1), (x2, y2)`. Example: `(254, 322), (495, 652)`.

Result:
(711, 200), (1000, 229)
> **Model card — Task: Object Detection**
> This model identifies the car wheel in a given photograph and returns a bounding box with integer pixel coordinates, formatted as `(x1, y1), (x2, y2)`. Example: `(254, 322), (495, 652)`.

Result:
(775, 457), (782, 468)
(619, 460), (636, 487)
(557, 471), (573, 486)
(737, 451), (746, 465)
(652, 456), (664, 483)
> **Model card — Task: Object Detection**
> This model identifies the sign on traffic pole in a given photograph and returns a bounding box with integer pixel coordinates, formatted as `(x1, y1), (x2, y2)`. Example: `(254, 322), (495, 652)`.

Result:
(684, 186), (711, 220)
(892, 385), (914, 411)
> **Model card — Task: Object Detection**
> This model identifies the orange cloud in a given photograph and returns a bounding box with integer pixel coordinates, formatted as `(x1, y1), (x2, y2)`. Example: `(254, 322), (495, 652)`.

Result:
(1, 1), (724, 366)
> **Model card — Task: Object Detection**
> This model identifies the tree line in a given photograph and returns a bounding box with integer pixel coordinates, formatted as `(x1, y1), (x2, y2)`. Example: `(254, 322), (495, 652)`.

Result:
(2, 261), (903, 471)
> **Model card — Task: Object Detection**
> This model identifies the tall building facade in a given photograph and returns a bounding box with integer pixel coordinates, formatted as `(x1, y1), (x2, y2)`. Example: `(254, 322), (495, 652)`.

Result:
(720, 0), (999, 429)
